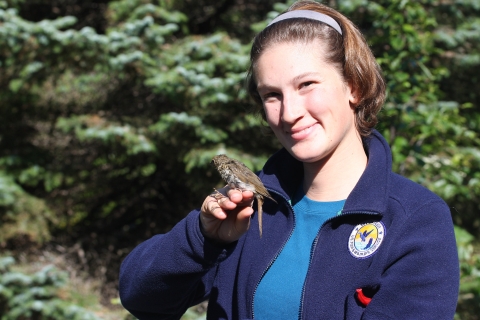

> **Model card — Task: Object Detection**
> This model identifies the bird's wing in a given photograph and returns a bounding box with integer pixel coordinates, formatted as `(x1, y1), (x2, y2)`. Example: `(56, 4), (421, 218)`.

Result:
(230, 159), (261, 183)
(229, 159), (277, 203)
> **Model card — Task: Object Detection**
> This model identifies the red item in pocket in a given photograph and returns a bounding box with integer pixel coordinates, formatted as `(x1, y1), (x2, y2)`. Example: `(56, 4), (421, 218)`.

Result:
(356, 288), (372, 306)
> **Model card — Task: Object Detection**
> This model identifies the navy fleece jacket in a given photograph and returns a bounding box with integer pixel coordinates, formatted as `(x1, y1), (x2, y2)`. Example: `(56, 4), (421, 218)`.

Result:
(119, 130), (459, 319)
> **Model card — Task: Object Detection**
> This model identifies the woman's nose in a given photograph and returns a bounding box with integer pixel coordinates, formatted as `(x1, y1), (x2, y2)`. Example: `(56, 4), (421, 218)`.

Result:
(281, 93), (304, 124)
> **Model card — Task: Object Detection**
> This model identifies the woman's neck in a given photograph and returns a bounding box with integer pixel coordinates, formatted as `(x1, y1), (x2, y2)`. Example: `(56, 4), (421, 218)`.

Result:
(302, 136), (367, 202)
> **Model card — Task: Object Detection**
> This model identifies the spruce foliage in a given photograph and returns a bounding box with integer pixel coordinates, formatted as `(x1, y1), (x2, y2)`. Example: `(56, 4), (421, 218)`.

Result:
(0, 0), (479, 318)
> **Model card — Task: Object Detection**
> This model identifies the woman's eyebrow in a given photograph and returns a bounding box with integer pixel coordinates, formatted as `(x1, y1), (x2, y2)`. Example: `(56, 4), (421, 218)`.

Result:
(257, 72), (323, 91)
(256, 83), (275, 93)
(291, 72), (322, 83)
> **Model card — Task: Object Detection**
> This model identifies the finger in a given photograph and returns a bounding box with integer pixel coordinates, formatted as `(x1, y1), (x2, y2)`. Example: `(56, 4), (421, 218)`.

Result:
(211, 186), (229, 198)
(211, 199), (228, 217)
(226, 189), (254, 207)
(242, 190), (254, 198)
(210, 187), (241, 205)
(232, 206), (254, 235)
(226, 188), (246, 203)
(202, 197), (226, 219)
(239, 190), (255, 205)
(236, 205), (254, 220)
(206, 198), (221, 212)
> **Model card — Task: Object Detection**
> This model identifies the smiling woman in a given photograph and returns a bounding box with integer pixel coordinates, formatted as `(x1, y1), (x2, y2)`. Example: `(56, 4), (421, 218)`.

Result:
(256, 41), (363, 201)
(247, 2), (385, 138)
(119, 1), (460, 319)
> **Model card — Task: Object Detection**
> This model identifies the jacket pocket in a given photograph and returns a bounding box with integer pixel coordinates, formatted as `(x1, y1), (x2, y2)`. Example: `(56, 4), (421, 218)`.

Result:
(344, 287), (377, 318)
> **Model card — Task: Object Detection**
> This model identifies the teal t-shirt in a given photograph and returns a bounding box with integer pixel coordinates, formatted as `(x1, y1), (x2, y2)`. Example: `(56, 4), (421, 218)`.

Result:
(253, 187), (345, 319)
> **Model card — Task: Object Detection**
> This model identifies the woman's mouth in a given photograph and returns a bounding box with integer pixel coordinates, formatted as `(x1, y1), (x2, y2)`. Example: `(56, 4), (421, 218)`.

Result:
(288, 123), (318, 141)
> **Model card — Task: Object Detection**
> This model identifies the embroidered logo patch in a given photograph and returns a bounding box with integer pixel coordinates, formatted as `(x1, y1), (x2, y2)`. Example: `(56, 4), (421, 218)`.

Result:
(348, 222), (385, 259)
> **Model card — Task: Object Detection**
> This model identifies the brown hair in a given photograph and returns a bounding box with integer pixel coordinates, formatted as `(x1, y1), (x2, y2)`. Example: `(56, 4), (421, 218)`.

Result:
(246, 1), (385, 137)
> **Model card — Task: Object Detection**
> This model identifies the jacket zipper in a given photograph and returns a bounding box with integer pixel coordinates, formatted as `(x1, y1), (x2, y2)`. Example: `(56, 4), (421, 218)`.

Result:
(298, 211), (380, 319)
(251, 190), (296, 320)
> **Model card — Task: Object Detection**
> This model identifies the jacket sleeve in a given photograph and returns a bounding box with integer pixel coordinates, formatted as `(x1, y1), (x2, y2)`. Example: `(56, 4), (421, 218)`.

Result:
(362, 200), (459, 319)
(119, 209), (234, 320)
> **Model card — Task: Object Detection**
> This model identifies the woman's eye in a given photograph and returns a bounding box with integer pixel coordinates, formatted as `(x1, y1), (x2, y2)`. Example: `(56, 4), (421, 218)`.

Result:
(262, 92), (280, 101)
(301, 81), (314, 88)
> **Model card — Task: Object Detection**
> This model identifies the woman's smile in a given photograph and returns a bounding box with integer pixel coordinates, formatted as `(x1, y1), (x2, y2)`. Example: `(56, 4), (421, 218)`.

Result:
(288, 123), (319, 141)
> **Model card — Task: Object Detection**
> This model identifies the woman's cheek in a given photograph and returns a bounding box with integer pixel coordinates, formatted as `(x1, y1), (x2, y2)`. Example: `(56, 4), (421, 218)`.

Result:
(264, 106), (280, 126)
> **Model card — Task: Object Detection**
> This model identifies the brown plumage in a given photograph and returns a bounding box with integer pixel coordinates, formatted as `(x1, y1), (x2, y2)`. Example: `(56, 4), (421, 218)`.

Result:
(211, 154), (276, 237)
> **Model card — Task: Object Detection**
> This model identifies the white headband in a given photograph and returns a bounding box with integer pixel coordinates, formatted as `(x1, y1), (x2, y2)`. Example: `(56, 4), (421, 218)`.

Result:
(267, 10), (343, 35)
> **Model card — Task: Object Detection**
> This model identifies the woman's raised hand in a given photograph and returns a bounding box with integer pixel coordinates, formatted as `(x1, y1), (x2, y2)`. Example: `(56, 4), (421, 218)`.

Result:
(200, 187), (255, 243)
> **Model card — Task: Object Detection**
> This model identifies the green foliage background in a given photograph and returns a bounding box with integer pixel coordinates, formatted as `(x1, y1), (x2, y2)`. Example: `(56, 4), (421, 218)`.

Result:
(0, 0), (479, 318)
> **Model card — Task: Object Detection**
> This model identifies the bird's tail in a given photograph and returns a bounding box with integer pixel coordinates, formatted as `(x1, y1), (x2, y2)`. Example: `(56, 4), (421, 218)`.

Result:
(257, 197), (264, 237)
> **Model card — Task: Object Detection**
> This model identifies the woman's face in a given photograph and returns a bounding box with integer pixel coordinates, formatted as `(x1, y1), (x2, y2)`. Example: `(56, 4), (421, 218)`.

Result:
(255, 40), (359, 165)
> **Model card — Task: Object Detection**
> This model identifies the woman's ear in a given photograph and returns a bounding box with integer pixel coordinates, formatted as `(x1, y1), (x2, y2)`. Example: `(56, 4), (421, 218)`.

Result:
(348, 84), (359, 106)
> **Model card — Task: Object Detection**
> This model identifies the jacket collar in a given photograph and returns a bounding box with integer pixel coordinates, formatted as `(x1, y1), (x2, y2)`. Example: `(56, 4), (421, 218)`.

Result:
(258, 130), (391, 215)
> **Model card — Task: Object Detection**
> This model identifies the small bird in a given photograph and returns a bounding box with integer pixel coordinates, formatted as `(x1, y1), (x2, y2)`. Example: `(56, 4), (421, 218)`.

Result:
(211, 154), (276, 237)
